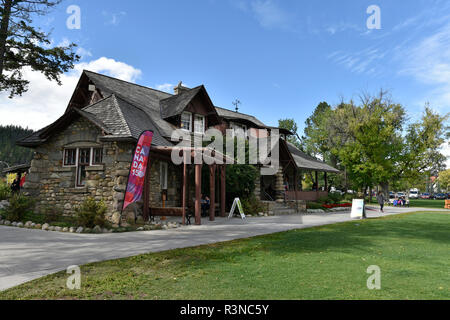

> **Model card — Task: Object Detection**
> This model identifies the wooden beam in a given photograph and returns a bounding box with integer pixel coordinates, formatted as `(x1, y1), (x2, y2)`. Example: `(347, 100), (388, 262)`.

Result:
(209, 165), (216, 221)
(194, 164), (202, 225)
(143, 161), (152, 221)
(182, 152), (187, 225)
(324, 172), (328, 192)
(315, 171), (319, 192)
(293, 168), (296, 192)
(220, 165), (226, 217)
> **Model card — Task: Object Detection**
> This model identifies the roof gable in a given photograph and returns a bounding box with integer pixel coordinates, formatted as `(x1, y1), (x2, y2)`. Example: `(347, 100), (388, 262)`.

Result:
(159, 85), (220, 121)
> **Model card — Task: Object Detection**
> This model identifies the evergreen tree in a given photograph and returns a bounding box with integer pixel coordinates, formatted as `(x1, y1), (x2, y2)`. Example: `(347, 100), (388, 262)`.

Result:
(0, 0), (79, 97)
(0, 124), (34, 171)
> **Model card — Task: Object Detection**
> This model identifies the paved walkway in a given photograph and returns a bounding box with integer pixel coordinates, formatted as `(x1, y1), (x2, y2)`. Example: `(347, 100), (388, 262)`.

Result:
(0, 206), (447, 291)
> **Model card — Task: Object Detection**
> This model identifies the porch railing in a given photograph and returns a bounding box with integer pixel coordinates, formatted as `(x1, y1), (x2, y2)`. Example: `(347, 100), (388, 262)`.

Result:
(285, 191), (328, 201)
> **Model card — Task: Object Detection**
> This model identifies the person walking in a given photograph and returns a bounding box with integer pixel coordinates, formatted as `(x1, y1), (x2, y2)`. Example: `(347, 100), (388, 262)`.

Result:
(377, 191), (385, 213)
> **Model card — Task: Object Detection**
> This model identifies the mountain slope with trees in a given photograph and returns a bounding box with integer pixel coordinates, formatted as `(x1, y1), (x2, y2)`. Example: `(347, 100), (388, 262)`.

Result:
(0, 125), (34, 171)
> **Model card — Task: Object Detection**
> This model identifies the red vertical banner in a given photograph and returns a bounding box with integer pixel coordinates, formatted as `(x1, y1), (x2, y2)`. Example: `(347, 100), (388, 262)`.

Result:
(122, 131), (154, 211)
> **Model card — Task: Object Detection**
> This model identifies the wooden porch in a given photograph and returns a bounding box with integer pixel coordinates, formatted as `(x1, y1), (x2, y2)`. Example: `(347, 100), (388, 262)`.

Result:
(285, 190), (329, 201)
(142, 147), (231, 226)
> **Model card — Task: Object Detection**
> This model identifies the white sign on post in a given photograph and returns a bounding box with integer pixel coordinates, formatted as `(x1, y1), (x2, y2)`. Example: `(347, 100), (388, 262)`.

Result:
(351, 199), (365, 219)
(228, 198), (246, 220)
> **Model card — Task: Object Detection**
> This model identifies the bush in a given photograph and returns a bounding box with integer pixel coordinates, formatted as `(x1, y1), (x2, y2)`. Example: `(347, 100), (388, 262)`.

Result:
(226, 165), (258, 203)
(317, 196), (330, 204)
(328, 192), (344, 204)
(75, 197), (107, 228)
(241, 196), (266, 216)
(344, 193), (357, 202)
(3, 194), (35, 221)
(306, 202), (323, 210)
(0, 179), (10, 201)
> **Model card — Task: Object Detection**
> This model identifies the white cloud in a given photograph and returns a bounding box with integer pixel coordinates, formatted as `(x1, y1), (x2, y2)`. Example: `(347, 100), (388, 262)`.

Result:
(251, 0), (293, 30)
(327, 47), (385, 76)
(102, 11), (127, 26)
(234, 0), (294, 31)
(76, 47), (92, 59)
(75, 57), (142, 82)
(325, 22), (361, 35)
(0, 57), (142, 130)
(398, 22), (450, 110)
(156, 83), (174, 93)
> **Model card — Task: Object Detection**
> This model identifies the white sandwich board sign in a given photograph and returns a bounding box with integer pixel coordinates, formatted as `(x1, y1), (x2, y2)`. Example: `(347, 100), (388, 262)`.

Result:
(351, 199), (365, 219)
(228, 198), (246, 220)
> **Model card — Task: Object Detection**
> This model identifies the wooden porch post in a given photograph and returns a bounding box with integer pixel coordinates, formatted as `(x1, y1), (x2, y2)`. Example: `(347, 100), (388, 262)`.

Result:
(294, 168), (298, 192)
(324, 172), (328, 192)
(209, 165), (216, 221)
(220, 165), (226, 217)
(194, 164), (202, 225)
(182, 152), (187, 225)
(315, 171), (318, 191)
(143, 160), (152, 221)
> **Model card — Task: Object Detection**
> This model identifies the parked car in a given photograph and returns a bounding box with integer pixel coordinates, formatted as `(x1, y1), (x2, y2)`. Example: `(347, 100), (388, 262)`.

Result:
(434, 193), (447, 200)
(397, 192), (405, 198)
(389, 191), (395, 199)
(420, 193), (431, 199)
(409, 189), (419, 199)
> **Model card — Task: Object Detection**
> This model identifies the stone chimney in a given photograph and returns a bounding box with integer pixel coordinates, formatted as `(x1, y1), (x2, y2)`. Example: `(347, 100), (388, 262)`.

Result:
(173, 81), (189, 95)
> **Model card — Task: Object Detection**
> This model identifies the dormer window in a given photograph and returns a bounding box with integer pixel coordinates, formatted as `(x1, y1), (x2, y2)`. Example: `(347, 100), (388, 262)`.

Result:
(181, 111), (192, 131)
(194, 115), (205, 134)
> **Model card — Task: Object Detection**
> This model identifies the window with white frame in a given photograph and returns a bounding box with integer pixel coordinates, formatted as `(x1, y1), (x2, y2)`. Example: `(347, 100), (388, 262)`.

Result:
(160, 162), (168, 190)
(63, 147), (103, 187)
(64, 149), (76, 166)
(181, 112), (192, 131)
(194, 115), (205, 134)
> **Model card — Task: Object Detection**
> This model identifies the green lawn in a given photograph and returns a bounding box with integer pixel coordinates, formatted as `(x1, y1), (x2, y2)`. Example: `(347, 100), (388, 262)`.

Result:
(1, 212), (449, 300)
(368, 199), (447, 209)
(409, 199), (447, 209)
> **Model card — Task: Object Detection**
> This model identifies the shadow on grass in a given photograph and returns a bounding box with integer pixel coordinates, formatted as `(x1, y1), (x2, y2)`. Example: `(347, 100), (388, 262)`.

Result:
(162, 212), (450, 269)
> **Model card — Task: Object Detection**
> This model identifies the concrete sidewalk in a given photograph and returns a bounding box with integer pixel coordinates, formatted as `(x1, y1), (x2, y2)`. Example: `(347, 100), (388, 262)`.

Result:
(0, 206), (446, 291)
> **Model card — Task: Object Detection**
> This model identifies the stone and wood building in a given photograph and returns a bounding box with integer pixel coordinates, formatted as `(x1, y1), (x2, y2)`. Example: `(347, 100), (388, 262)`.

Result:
(16, 70), (339, 225)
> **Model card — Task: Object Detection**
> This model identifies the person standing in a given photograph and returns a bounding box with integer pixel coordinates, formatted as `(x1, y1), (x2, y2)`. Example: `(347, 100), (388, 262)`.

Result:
(377, 191), (385, 213)
(10, 176), (21, 194)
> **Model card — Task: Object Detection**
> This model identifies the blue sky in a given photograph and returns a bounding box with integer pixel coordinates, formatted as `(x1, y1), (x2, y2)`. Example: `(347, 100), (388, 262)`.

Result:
(1, 0), (450, 141)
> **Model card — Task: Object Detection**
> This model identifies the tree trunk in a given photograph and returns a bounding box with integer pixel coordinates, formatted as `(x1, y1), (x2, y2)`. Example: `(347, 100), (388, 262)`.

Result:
(0, 0), (13, 76)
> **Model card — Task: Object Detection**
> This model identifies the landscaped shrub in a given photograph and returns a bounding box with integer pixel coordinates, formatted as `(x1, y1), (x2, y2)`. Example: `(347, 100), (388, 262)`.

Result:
(3, 194), (35, 221)
(317, 196), (331, 205)
(328, 192), (343, 204)
(306, 202), (323, 210)
(0, 179), (10, 201)
(344, 193), (357, 202)
(75, 197), (107, 228)
(241, 196), (266, 215)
